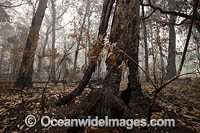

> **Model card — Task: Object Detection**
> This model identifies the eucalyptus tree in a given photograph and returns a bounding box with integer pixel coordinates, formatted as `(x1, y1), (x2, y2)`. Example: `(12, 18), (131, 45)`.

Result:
(165, 0), (177, 80)
(57, 0), (148, 125)
(15, 0), (48, 88)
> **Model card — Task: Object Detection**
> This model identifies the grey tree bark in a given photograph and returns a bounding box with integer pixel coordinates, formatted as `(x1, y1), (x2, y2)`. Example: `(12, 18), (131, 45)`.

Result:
(142, 4), (149, 82)
(157, 24), (165, 82)
(0, 28), (7, 74)
(37, 26), (50, 74)
(0, 45), (4, 74)
(165, 0), (177, 80)
(15, 0), (48, 88)
(50, 0), (56, 82)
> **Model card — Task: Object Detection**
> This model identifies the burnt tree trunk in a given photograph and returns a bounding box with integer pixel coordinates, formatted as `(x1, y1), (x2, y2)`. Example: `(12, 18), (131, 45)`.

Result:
(194, 1), (200, 66)
(165, 0), (177, 80)
(142, 3), (150, 82)
(157, 24), (165, 83)
(15, 0), (48, 88)
(50, 0), (56, 82)
(110, 0), (150, 115)
(0, 44), (4, 74)
(58, 1), (148, 128)
(194, 0), (200, 35)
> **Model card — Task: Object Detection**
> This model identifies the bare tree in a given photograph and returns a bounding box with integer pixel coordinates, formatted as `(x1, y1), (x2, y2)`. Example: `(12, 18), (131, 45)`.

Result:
(165, 0), (177, 80)
(73, 0), (91, 71)
(142, 3), (150, 82)
(15, 0), (48, 88)
(49, 0), (56, 82)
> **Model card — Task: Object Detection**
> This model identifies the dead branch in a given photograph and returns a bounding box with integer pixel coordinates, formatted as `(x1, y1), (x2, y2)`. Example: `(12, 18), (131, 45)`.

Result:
(0, 0), (25, 8)
(139, 0), (200, 20)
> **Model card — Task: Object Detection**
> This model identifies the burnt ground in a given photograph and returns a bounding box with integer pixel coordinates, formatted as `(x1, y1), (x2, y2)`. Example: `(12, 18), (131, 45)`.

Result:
(0, 79), (200, 133)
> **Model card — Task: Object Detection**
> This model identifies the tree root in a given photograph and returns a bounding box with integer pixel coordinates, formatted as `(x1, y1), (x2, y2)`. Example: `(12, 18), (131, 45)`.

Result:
(67, 87), (135, 119)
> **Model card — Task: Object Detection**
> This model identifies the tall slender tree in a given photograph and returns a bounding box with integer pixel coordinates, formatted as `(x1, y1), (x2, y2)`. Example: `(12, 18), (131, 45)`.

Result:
(142, 3), (150, 82)
(74, 0), (91, 71)
(15, 0), (48, 88)
(50, 0), (56, 82)
(165, 0), (177, 80)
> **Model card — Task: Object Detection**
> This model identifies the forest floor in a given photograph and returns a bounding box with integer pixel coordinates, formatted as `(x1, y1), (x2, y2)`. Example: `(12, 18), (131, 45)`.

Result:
(0, 78), (200, 132)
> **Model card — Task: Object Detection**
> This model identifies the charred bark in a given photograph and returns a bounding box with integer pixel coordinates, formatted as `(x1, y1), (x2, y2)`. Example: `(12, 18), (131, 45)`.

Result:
(0, 44), (4, 74)
(120, 82), (131, 105)
(57, 1), (150, 132)
(165, 0), (177, 80)
(119, 0), (150, 115)
(59, 2), (149, 129)
(15, 0), (48, 88)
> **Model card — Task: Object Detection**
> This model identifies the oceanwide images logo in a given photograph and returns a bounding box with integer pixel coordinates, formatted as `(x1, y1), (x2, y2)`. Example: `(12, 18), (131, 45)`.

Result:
(25, 115), (175, 129)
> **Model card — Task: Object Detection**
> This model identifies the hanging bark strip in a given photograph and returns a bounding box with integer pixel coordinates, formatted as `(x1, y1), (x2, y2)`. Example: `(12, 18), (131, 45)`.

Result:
(15, 0), (48, 88)
(111, 0), (151, 114)
(56, 0), (115, 106)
